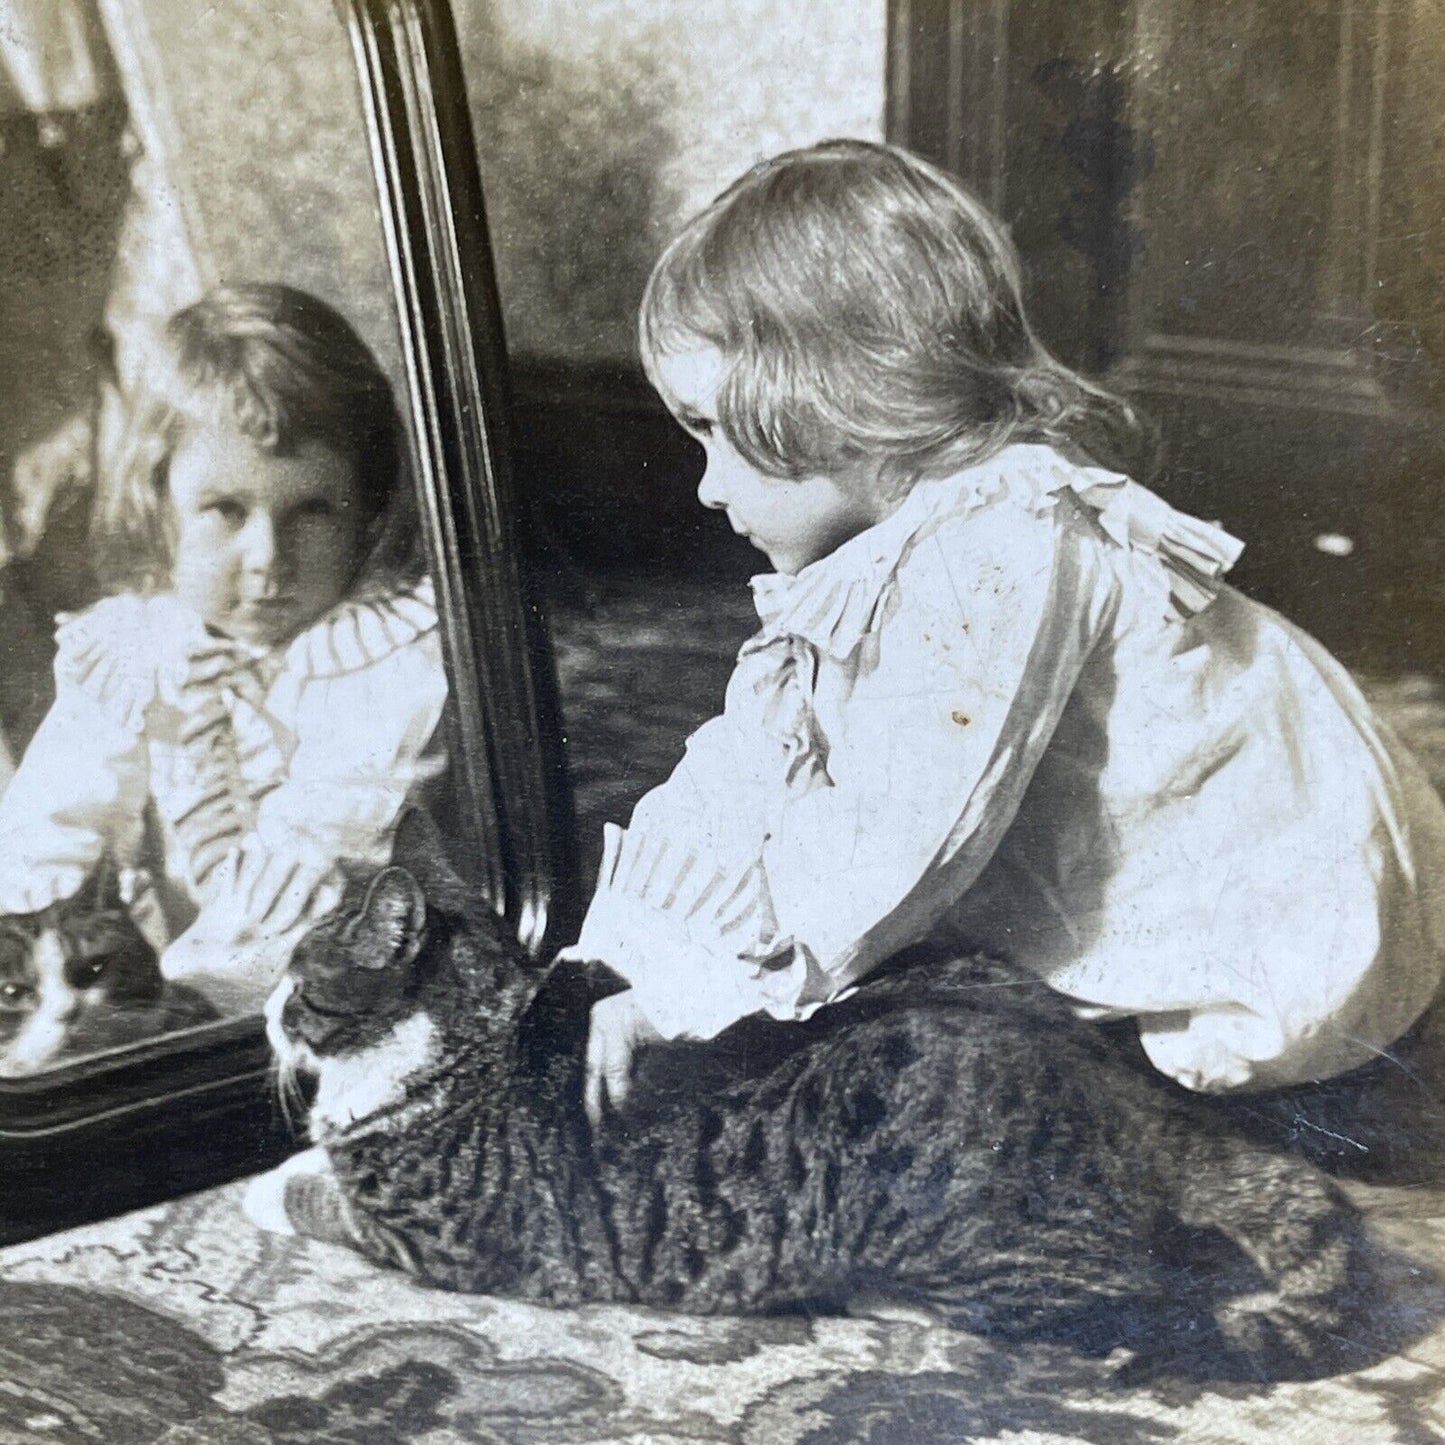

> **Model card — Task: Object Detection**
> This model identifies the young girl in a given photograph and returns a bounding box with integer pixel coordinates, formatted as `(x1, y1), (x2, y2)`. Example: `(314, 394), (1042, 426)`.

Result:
(0, 283), (449, 1011)
(573, 139), (1445, 1149)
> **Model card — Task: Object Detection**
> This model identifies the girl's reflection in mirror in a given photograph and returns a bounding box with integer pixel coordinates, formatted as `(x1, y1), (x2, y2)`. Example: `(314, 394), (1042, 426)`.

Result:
(0, 284), (449, 1066)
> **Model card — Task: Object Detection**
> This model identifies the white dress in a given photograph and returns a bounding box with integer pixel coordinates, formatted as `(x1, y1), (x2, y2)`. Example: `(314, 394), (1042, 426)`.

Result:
(0, 577), (448, 995)
(570, 444), (1445, 1092)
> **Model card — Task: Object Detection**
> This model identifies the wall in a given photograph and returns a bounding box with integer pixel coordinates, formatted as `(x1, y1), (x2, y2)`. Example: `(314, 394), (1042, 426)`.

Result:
(458, 0), (887, 362)
(98, 0), (886, 375)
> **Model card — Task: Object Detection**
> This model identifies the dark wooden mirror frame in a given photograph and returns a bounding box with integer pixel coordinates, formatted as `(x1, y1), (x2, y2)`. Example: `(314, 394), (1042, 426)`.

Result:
(0, 0), (577, 1243)
(343, 0), (578, 955)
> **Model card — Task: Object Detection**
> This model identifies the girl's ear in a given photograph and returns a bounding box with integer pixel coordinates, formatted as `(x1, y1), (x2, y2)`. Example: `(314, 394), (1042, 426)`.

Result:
(348, 867), (427, 972)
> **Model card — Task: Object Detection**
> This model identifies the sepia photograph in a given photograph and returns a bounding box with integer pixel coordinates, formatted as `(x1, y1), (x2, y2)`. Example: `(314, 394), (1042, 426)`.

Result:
(0, 0), (1443, 1440)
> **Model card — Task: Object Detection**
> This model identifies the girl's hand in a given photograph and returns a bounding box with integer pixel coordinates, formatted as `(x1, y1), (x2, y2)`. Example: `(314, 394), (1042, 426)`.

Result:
(584, 989), (662, 1128)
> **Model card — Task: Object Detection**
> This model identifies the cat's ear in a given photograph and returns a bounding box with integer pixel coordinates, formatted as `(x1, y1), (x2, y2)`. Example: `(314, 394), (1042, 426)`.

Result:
(69, 857), (114, 912)
(349, 867), (427, 972)
(389, 807), (478, 917)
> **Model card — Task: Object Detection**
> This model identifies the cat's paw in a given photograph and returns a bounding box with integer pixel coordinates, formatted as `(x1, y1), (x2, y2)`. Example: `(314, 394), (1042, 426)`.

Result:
(242, 1146), (332, 1236)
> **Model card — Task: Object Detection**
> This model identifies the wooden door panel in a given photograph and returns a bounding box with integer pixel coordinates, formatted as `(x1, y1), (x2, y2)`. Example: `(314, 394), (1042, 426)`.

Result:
(889, 0), (1445, 671)
(1118, 0), (1393, 402)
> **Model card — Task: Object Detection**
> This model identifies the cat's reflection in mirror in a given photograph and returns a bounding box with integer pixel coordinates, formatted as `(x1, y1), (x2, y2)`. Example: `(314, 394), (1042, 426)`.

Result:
(0, 859), (217, 1076)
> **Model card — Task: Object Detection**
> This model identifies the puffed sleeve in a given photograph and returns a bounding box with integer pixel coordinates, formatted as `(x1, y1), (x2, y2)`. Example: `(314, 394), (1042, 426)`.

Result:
(0, 599), (154, 913)
(573, 500), (1112, 1040)
(565, 657), (793, 1039)
(161, 621), (449, 996)
(759, 501), (1110, 1012)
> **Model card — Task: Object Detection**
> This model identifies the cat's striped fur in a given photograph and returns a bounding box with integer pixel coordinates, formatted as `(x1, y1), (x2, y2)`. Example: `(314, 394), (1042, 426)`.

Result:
(256, 830), (1361, 1375)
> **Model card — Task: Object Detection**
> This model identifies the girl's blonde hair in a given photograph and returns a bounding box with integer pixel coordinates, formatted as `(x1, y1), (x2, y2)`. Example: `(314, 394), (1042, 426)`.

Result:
(640, 139), (1153, 498)
(94, 283), (422, 593)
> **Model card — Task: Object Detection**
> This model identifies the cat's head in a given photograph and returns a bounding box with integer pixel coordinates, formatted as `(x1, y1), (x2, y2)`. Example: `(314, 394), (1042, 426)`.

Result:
(0, 861), (168, 1076)
(266, 813), (535, 1136)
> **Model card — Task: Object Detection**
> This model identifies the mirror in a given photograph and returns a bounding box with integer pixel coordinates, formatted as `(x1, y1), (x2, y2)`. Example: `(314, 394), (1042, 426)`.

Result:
(0, 0), (572, 1081)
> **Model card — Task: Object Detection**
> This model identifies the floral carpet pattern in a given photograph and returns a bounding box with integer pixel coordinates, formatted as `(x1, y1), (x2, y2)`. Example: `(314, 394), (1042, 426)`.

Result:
(3, 574), (1445, 1442)
(2, 1175), (1445, 1443)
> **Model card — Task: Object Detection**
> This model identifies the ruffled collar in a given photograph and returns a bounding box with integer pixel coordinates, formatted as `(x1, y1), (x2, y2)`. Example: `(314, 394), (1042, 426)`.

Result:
(175, 576), (438, 678)
(54, 577), (439, 730)
(748, 461), (1006, 657)
(162, 575), (438, 689)
(748, 444), (1243, 659)
(282, 575), (437, 677)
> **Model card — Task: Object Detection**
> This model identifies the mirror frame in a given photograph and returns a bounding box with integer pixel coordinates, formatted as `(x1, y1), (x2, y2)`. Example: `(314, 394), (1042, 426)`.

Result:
(0, 0), (578, 1235)
(342, 0), (579, 956)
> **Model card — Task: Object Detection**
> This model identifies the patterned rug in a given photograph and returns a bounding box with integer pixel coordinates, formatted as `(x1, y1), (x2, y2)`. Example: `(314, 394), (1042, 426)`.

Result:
(3, 572), (1445, 1444)
(1, 1175), (1444, 1443)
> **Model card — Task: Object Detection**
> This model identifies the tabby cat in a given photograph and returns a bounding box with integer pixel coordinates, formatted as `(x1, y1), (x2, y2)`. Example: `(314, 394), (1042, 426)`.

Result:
(251, 828), (1361, 1374)
(0, 861), (217, 1075)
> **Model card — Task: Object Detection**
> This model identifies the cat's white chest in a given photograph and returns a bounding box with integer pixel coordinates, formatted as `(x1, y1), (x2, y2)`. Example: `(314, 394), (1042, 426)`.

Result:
(311, 1011), (440, 1135)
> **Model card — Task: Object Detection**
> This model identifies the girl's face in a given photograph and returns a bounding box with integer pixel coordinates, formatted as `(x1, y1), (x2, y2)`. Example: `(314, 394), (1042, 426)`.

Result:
(166, 421), (366, 646)
(654, 347), (890, 576)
